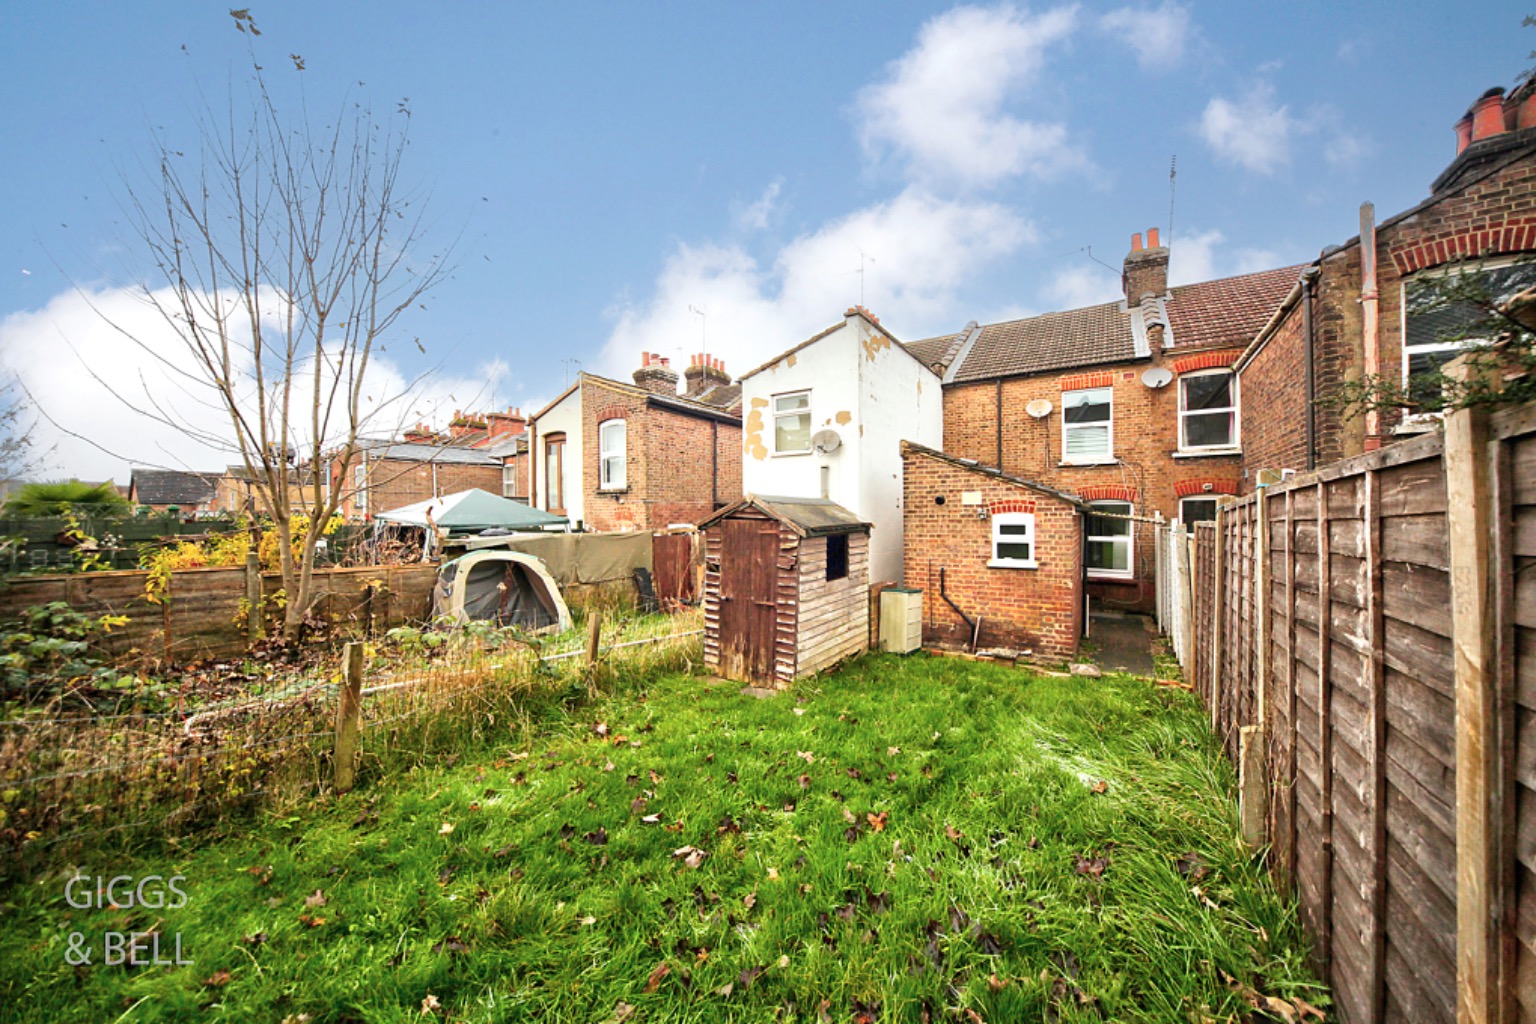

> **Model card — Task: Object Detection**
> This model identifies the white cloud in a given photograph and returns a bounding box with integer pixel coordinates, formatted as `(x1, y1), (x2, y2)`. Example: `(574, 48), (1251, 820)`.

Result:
(597, 188), (1033, 380)
(1198, 82), (1298, 175)
(856, 4), (1084, 188)
(733, 179), (784, 232)
(1044, 264), (1122, 308)
(0, 285), (505, 484)
(1098, 1), (1191, 70)
(1167, 229), (1280, 286)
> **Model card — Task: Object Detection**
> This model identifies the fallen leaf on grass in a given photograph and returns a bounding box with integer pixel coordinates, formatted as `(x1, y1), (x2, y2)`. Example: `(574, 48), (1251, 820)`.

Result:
(1074, 853), (1109, 879)
(887, 746), (901, 756)
(420, 993), (441, 1014)
(304, 889), (326, 908)
(612, 1002), (635, 1023)
(715, 982), (734, 998)
(767, 867), (781, 881)
(866, 811), (888, 832)
(202, 969), (232, 987)
(738, 964), (765, 989)
(743, 891), (757, 910)
(798, 773), (812, 789)
(593, 722), (609, 738)
(643, 961), (671, 993)
(797, 750), (815, 764)
(1174, 851), (1208, 881)
(579, 915), (597, 926)
(672, 845), (707, 869)
(242, 932), (267, 946)
(298, 914), (326, 928)
(1090, 779), (1108, 794)
(641, 814), (662, 824)
(584, 827), (609, 846)
(843, 807), (858, 824)
(438, 822), (454, 836)
(432, 936), (470, 955)
(988, 973), (1009, 991)
(793, 707), (806, 716)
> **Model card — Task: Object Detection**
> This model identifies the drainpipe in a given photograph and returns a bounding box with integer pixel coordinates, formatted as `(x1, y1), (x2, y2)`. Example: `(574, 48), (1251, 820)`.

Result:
(1360, 203), (1381, 451)
(432, 461), (439, 498)
(937, 567), (977, 648)
(530, 422), (539, 509)
(711, 419), (719, 507)
(1303, 268), (1318, 471)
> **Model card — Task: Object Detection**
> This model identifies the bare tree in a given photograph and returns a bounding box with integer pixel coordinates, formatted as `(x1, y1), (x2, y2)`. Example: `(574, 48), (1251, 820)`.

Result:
(109, 20), (450, 639)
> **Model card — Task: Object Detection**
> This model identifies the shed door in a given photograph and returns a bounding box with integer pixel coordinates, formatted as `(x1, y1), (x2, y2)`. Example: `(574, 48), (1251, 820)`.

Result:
(718, 518), (781, 684)
(652, 532), (695, 607)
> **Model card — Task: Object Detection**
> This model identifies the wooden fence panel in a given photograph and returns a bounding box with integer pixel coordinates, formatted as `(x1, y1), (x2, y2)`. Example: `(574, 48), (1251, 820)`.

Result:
(1509, 430), (1536, 1023)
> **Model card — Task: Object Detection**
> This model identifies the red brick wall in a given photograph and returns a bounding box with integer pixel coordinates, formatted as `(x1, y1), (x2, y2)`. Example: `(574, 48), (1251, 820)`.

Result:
(580, 380), (743, 532)
(346, 458), (501, 517)
(902, 447), (1082, 659)
(941, 356), (1242, 610)
(1241, 148), (1536, 477)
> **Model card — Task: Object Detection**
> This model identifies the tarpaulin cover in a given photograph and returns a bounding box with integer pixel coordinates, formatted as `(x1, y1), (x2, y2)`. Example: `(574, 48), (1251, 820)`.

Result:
(376, 488), (568, 534)
(459, 531), (652, 585)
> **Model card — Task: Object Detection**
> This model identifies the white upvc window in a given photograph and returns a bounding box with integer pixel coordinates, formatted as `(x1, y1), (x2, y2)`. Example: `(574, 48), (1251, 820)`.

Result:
(989, 512), (1037, 569)
(1401, 260), (1536, 416)
(1062, 388), (1113, 463)
(1179, 496), (1220, 525)
(1085, 500), (1133, 579)
(502, 463), (520, 499)
(773, 391), (811, 454)
(353, 460), (367, 511)
(1179, 370), (1239, 450)
(599, 419), (627, 489)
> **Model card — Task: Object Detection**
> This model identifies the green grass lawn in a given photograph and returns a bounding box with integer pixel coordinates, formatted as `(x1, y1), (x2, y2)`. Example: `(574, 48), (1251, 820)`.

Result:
(0, 653), (1326, 1023)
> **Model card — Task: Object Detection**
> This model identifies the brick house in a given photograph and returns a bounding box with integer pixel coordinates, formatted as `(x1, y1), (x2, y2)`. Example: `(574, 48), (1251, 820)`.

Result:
(901, 441), (1085, 659)
(738, 306), (944, 584)
(908, 235), (1301, 610)
(1237, 82), (1536, 478)
(210, 466), (315, 515)
(334, 407), (529, 519)
(527, 354), (742, 531)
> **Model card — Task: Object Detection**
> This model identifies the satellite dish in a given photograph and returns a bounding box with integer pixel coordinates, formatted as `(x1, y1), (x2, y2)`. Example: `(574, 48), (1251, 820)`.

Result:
(811, 429), (842, 454)
(1025, 399), (1053, 419)
(1141, 367), (1174, 389)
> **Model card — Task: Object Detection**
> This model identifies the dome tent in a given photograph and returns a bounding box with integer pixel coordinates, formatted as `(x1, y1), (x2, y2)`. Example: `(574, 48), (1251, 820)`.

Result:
(432, 550), (573, 633)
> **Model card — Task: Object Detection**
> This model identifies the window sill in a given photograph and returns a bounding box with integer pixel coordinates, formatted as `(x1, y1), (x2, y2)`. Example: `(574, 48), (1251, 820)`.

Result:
(772, 450), (812, 458)
(1058, 458), (1117, 468)
(596, 487), (630, 495)
(1086, 571), (1135, 582)
(988, 559), (1038, 570)
(1172, 448), (1241, 459)
(1394, 416), (1443, 435)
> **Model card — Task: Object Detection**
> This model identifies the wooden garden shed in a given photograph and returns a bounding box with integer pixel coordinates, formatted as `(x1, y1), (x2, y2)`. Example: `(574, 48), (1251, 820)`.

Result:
(699, 495), (871, 688)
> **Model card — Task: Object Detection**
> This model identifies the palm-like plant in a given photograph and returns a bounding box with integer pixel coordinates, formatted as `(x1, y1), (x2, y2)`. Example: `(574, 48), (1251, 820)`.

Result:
(3, 481), (129, 517)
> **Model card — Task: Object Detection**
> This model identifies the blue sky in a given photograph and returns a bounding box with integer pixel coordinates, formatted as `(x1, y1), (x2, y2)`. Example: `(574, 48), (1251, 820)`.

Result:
(0, 2), (1528, 482)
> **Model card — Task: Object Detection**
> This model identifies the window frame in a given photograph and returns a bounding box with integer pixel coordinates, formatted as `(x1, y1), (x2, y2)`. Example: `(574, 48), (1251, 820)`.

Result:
(826, 533), (849, 581)
(1085, 500), (1134, 580)
(1178, 369), (1239, 452)
(1061, 387), (1114, 465)
(772, 390), (812, 456)
(1399, 258), (1536, 421)
(544, 433), (566, 514)
(1179, 496), (1219, 526)
(598, 418), (627, 490)
(988, 512), (1038, 569)
(352, 460), (367, 512)
(502, 463), (522, 500)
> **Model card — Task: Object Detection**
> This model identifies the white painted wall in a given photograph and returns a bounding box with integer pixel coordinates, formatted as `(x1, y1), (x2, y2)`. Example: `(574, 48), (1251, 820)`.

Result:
(532, 385), (584, 526)
(741, 312), (942, 582)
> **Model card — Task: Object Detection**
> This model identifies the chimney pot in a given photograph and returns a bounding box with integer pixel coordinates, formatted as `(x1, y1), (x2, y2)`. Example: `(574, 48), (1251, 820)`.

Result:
(1147, 227), (1160, 248)
(1455, 114), (1474, 154)
(1131, 232), (1143, 252)
(1471, 88), (1508, 142)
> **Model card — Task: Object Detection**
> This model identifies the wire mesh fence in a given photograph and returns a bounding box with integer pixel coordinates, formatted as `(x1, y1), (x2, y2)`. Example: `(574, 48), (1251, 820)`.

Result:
(0, 608), (702, 878)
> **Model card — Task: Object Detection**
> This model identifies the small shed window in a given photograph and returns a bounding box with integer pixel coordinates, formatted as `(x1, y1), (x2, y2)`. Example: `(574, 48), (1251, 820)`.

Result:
(989, 512), (1036, 569)
(599, 419), (627, 489)
(774, 391), (812, 453)
(826, 533), (849, 580)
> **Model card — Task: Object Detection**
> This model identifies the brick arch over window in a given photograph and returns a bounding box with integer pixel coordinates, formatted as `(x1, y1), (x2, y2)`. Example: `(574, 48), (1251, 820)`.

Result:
(1173, 478), (1239, 498)
(1078, 485), (1136, 502)
(1170, 350), (1240, 375)
(1058, 371), (1114, 392)
(594, 404), (630, 423)
(985, 498), (1036, 517)
(1391, 217), (1536, 274)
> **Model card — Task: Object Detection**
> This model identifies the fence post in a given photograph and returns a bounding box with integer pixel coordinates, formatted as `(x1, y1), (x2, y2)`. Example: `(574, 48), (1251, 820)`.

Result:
(1238, 724), (1267, 847)
(1445, 373), (1503, 1024)
(1179, 530), (1195, 684)
(334, 641), (364, 794)
(245, 550), (263, 643)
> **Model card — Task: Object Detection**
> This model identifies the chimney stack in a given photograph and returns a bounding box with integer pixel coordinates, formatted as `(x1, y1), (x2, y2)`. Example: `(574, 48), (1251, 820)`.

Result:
(682, 353), (731, 396)
(483, 406), (526, 441)
(1123, 226), (1169, 308)
(633, 351), (680, 395)
(404, 422), (436, 444)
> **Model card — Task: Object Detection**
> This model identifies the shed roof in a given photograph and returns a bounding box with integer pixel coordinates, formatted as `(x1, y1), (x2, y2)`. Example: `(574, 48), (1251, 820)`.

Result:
(129, 468), (220, 506)
(698, 494), (871, 537)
